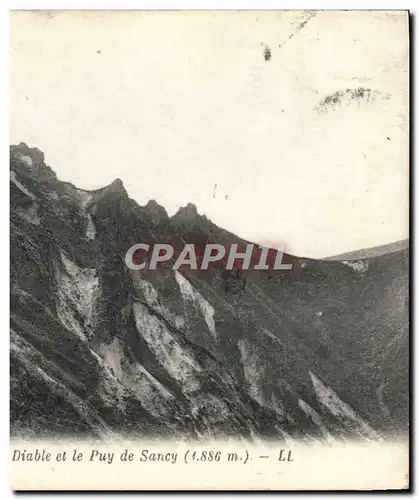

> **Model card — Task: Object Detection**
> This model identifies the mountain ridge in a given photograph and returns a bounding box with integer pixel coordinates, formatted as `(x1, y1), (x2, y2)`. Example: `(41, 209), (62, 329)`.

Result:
(10, 143), (409, 441)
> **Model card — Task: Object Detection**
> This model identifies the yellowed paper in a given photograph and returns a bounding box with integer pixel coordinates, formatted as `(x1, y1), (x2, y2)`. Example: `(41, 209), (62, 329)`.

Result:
(11, 440), (409, 491)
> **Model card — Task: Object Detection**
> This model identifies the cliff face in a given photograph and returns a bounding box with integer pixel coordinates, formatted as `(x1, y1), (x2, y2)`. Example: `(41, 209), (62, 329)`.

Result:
(10, 143), (409, 441)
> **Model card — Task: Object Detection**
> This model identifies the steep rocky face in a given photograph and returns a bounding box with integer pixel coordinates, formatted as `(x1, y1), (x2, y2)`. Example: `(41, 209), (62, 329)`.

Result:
(10, 143), (409, 442)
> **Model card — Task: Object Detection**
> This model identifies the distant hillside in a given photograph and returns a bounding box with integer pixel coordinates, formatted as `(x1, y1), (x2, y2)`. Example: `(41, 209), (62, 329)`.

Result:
(10, 142), (409, 442)
(325, 240), (409, 261)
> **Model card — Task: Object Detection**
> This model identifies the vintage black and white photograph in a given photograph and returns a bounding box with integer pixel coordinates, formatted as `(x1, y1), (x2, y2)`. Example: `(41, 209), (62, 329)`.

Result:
(9, 10), (409, 490)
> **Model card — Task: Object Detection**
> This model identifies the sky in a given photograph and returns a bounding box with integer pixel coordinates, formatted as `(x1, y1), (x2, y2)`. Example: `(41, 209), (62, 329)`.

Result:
(10, 10), (409, 257)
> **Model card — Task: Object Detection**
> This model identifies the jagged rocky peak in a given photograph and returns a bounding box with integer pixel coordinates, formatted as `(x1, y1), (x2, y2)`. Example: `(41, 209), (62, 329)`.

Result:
(144, 199), (169, 225)
(177, 202), (198, 217)
(172, 203), (205, 221)
(10, 142), (57, 183)
(170, 203), (211, 234)
(10, 142), (45, 166)
(95, 177), (130, 204)
(107, 177), (126, 193)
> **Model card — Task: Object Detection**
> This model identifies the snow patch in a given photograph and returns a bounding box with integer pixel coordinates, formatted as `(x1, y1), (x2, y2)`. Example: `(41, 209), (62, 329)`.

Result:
(237, 339), (265, 404)
(76, 190), (96, 240)
(77, 190), (93, 209)
(342, 260), (368, 275)
(20, 155), (33, 167)
(309, 371), (379, 439)
(134, 277), (185, 330)
(98, 337), (174, 417)
(175, 271), (217, 340)
(56, 252), (99, 340)
(101, 338), (125, 380)
(238, 336), (287, 423)
(122, 363), (175, 419)
(133, 301), (201, 392)
(132, 364), (173, 401)
(88, 348), (104, 365)
(86, 214), (96, 240)
(298, 399), (336, 442)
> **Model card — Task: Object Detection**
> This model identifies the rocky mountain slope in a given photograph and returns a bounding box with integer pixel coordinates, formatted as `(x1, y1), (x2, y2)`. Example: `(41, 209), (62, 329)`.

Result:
(10, 143), (409, 442)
